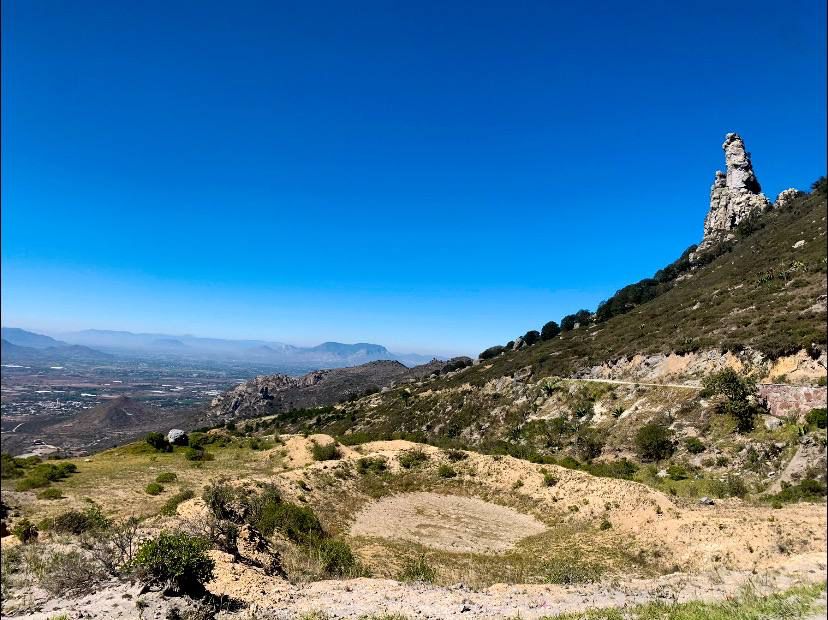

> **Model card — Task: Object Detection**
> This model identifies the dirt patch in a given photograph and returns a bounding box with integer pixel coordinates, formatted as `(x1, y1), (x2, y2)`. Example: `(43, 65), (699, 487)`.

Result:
(349, 491), (547, 553)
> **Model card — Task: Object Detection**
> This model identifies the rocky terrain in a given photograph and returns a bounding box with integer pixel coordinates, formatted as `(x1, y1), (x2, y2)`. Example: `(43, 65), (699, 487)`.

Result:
(0, 134), (825, 619)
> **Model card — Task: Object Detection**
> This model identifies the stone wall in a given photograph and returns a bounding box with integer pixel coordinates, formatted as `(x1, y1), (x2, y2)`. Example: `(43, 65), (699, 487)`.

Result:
(758, 384), (827, 419)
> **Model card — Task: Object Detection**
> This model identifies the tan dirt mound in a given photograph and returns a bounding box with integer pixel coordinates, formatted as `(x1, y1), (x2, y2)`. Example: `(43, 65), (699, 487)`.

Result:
(349, 491), (547, 553)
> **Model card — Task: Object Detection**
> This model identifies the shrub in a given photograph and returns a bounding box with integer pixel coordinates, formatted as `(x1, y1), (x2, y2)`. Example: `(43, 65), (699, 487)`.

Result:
(15, 475), (51, 491)
(155, 472), (177, 484)
(38, 487), (63, 500)
(1, 453), (25, 479)
(313, 538), (356, 576)
(311, 442), (341, 461)
(40, 549), (105, 596)
(256, 502), (323, 543)
(445, 449), (468, 462)
(132, 531), (214, 592)
(145, 432), (172, 453)
(160, 489), (196, 517)
(543, 473), (558, 487)
(185, 447), (213, 461)
(702, 368), (762, 432)
(711, 475), (749, 499)
(12, 518), (38, 543)
(437, 464), (457, 478)
(635, 424), (674, 462)
(768, 479), (827, 504)
(541, 321), (561, 341)
(397, 554), (436, 582)
(523, 330), (541, 346)
(479, 345), (506, 360)
(561, 309), (591, 331)
(50, 505), (110, 535)
(806, 408), (827, 430)
(684, 437), (706, 454)
(666, 464), (689, 481)
(574, 428), (604, 461)
(356, 456), (388, 474)
(398, 449), (429, 469)
(543, 556), (602, 584)
(145, 483), (164, 496)
(599, 519), (612, 531)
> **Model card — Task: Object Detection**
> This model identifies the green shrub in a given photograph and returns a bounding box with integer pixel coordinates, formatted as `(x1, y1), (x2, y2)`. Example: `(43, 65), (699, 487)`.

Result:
(445, 449), (468, 462)
(38, 487), (63, 500)
(159, 489), (196, 517)
(806, 408), (827, 430)
(541, 320), (561, 341)
(12, 518), (38, 544)
(0, 453), (25, 479)
(132, 531), (214, 592)
(256, 502), (323, 543)
(185, 447), (213, 461)
(543, 473), (558, 487)
(437, 464), (457, 478)
(155, 472), (177, 484)
(356, 457), (387, 474)
(311, 442), (341, 461)
(145, 483), (164, 496)
(574, 428), (604, 461)
(479, 345), (506, 360)
(635, 424), (675, 462)
(599, 519), (612, 531)
(711, 475), (749, 499)
(398, 449), (429, 469)
(314, 538), (356, 576)
(543, 556), (602, 584)
(666, 464), (689, 481)
(684, 437), (705, 454)
(768, 479), (827, 504)
(49, 505), (110, 535)
(701, 368), (762, 432)
(523, 330), (541, 345)
(145, 432), (172, 453)
(397, 554), (436, 583)
(14, 475), (51, 491)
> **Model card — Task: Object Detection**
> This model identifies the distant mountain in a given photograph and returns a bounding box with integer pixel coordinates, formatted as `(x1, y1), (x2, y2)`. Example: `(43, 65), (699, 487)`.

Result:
(40, 328), (449, 368)
(0, 330), (112, 363)
(1, 327), (63, 349)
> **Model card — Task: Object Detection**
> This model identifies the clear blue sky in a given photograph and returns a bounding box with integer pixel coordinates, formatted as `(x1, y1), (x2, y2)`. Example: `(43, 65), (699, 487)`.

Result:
(2, 1), (826, 355)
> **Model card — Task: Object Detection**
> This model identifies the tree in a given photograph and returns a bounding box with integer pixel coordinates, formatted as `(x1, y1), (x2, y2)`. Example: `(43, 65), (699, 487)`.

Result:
(561, 309), (592, 331)
(701, 368), (761, 433)
(132, 532), (214, 592)
(575, 428), (605, 461)
(523, 330), (541, 346)
(479, 345), (506, 360)
(540, 321), (561, 341)
(635, 423), (674, 462)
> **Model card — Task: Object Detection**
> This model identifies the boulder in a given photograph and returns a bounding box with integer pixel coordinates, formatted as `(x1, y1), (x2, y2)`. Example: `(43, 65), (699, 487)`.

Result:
(167, 429), (188, 446)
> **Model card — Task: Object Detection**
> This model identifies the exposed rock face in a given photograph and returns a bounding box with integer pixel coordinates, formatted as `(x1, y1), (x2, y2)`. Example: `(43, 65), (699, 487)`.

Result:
(699, 133), (771, 252)
(774, 188), (802, 209)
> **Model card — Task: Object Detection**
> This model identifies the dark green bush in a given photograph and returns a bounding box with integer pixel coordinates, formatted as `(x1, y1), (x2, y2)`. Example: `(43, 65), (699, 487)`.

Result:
(445, 449), (468, 462)
(574, 428), (604, 461)
(769, 479), (827, 504)
(561, 310), (591, 331)
(543, 473), (558, 487)
(437, 464), (457, 478)
(684, 437), (706, 454)
(256, 502), (323, 543)
(12, 518), (38, 543)
(398, 449), (429, 469)
(314, 538), (356, 576)
(185, 447), (213, 461)
(666, 464), (689, 481)
(397, 554), (436, 583)
(1, 453), (25, 479)
(523, 330), (541, 346)
(540, 320), (561, 341)
(145, 432), (172, 452)
(806, 408), (827, 430)
(145, 482), (164, 496)
(37, 487), (63, 500)
(702, 368), (762, 432)
(311, 442), (341, 461)
(155, 472), (177, 484)
(132, 531), (214, 592)
(356, 456), (388, 474)
(479, 345), (506, 360)
(50, 505), (110, 535)
(635, 424), (675, 462)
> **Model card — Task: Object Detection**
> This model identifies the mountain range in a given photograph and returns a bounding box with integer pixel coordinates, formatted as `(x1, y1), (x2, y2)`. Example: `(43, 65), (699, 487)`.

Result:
(0, 327), (441, 369)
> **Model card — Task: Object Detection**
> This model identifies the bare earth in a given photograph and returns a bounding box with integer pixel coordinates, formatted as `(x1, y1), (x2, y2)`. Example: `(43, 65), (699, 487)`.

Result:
(350, 491), (548, 553)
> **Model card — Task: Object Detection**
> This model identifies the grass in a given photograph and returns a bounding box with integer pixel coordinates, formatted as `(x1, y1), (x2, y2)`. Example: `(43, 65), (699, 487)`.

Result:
(540, 582), (826, 619)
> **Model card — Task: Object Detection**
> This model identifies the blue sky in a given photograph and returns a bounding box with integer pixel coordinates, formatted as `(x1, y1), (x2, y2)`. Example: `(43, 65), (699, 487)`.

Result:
(2, 1), (826, 355)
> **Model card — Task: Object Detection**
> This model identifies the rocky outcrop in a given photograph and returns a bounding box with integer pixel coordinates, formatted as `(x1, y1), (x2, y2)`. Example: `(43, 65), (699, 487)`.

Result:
(698, 133), (771, 252)
(757, 384), (827, 420)
(774, 188), (803, 209)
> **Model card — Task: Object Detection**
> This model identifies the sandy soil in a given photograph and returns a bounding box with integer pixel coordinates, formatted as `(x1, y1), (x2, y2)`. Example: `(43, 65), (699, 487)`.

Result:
(349, 491), (547, 553)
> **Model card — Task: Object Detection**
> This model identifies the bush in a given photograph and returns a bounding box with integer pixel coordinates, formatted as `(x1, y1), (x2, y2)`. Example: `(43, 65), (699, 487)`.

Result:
(599, 519), (612, 531)
(1, 453), (25, 479)
(479, 345), (506, 360)
(806, 408), (827, 430)
(437, 464), (457, 478)
(145, 432), (172, 453)
(445, 449), (467, 462)
(159, 489), (195, 517)
(356, 456), (388, 474)
(12, 518), (38, 543)
(311, 442), (341, 461)
(40, 549), (105, 596)
(702, 368), (762, 432)
(256, 502), (323, 543)
(543, 556), (602, 584)
(768, 479), (827, 504)
(314, 538), (356, 576)
(398, 449), (429, 469)
(132, 531), (214, 592)
(185, 447), (213, 461)
(543, 473), (558, 487)
(523, 330), (541, 346)
(145, 482), (164, 496)
(666, 464), (689, 481)
(155, 472), (177, 483)
(50, 506), (110, 535)
(397, 554), (436, 582)
(635, 424), (674, 462)
(684, 437), (705, 454)
(561, 309), (591, 331)
(574, 428), (604, 461)
(541, 320), (561, 341)
(38, 487), (63, 500)
(711, 475), (749, 499)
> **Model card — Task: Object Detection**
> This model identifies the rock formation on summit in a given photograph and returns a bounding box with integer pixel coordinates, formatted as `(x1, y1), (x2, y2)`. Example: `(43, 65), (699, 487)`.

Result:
(698, 133), (771, 252)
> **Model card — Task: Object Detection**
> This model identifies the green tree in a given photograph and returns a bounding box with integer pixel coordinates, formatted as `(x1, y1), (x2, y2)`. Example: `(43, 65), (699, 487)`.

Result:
(540, 321), (561, 341)
(701, 368), (761, 433)
(635, 423), (674, 462)
(523, 330), (541, 345)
